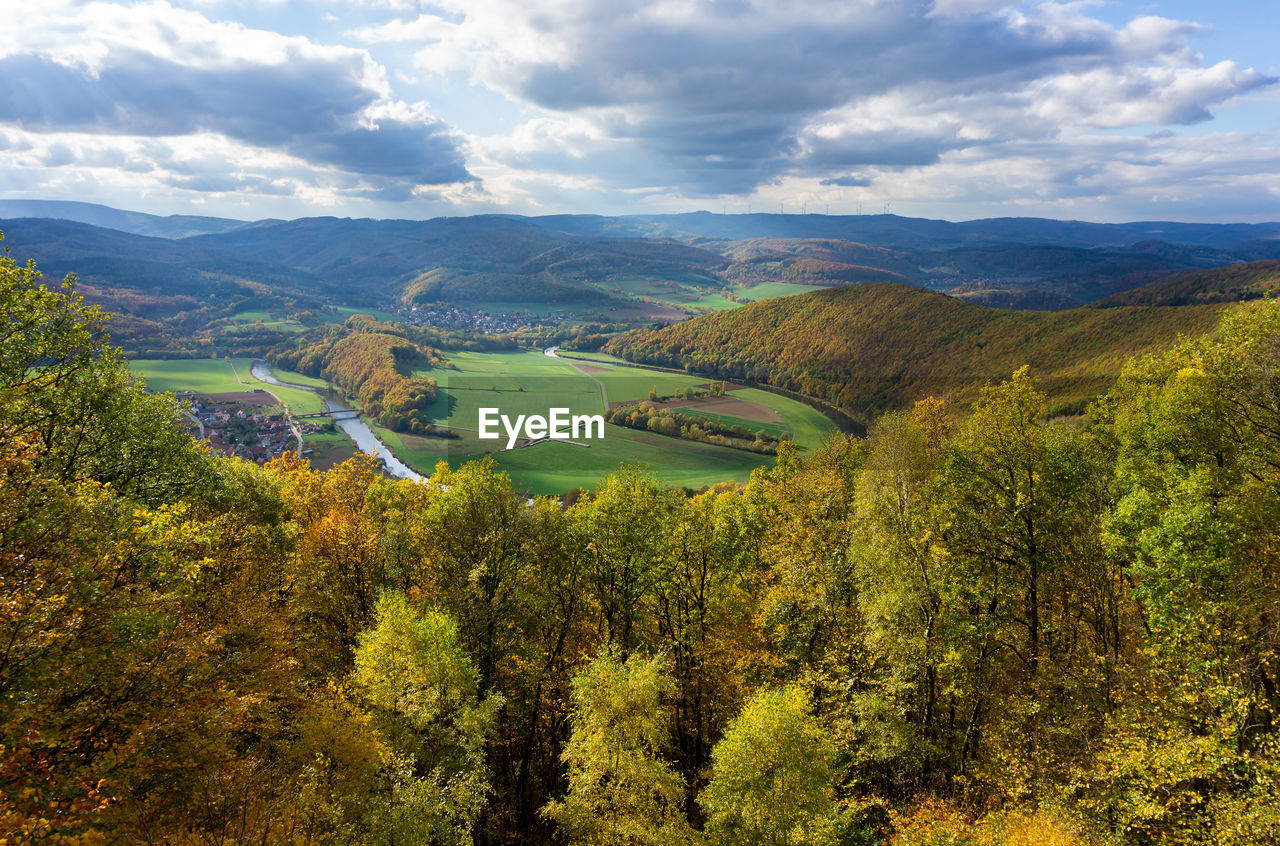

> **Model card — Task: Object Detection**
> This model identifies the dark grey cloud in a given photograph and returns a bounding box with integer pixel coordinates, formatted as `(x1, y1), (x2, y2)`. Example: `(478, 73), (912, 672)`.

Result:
(0, 48), (469, 186)
(821, 174), (873, 187)
(437, 0), (1274, 194)
(803, 129), (964, 170)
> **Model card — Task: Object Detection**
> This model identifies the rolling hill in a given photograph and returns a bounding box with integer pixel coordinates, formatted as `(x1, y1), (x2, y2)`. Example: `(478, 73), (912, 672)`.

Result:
(1092, 260), (1280, 307)
(0, 199), (248, 238)
(525, 210), (1280, 249)
(604, 283), (1225, 419)
(5, 200), (1280, 363)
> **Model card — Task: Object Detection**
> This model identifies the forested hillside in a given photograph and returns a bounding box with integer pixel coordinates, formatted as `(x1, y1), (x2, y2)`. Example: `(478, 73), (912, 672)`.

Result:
(4, 242), (1280, 844)
(1093, 259), (1280, 307)
(606, 283), (1222, 419)
(271, 315), (446, 431)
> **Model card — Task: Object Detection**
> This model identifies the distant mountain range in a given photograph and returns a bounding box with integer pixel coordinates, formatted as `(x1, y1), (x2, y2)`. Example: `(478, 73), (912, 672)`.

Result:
(1, 199), (1278, 358)
(0, 199), (249, 238)
(524, 210), (1280, 249)
(7, 199), (1279, 247)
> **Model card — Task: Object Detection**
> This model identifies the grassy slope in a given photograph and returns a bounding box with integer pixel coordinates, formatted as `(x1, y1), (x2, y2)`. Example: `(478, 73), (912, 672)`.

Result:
(489, 425), (772, 494)
(733, 281), (833, 301)
(731, 388), (835, 448)
(607, 283), (1224, 418)
(129, 358), (252, 394)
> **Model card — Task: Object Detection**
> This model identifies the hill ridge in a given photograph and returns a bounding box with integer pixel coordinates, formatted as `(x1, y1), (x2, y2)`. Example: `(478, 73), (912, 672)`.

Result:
(604, 283), (1224, 419)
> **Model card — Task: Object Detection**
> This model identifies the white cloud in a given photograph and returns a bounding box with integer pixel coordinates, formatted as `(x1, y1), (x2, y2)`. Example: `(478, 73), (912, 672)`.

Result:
(0, 0), (1275, 219)
(0, 1), (472, 201)
(402, 0), (1273, 197)
(347, 13), (453, 44)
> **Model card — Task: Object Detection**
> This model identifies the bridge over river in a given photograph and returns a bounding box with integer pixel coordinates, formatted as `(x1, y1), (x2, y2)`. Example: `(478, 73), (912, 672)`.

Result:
(292, 409), (362, 420)
(248, 360), (423, 481)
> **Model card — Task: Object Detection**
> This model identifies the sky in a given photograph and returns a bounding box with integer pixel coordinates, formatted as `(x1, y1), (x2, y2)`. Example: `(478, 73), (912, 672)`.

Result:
(0, 0), (1276, 222)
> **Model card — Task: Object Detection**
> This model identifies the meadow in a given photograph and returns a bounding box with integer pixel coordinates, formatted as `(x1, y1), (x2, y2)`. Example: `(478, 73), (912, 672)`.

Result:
(129, 357), (328, 414)
(684, 281), (831, 311)
(393, 347), (838, 491)
(131, 347), (839, 493)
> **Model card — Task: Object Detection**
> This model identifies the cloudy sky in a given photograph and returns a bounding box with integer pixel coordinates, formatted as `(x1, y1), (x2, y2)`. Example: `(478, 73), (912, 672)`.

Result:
(0, 0), (1276, 221)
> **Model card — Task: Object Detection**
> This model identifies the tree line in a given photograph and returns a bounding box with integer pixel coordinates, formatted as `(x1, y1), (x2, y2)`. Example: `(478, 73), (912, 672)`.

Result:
(2, 242), (1279, 844)
(604, 401), (782, 454)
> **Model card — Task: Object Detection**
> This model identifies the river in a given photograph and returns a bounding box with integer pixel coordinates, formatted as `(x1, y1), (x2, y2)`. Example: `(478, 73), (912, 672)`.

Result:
(250, 360), (424, 482)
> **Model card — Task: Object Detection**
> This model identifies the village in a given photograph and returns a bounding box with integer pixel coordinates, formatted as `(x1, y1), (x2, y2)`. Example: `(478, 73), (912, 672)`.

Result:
(391, 303), (548, 333)
(178, 391), (325, 465)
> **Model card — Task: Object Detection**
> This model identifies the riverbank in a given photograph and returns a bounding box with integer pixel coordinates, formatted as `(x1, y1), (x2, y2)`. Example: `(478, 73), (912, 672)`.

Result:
(250, 360), (424, 482)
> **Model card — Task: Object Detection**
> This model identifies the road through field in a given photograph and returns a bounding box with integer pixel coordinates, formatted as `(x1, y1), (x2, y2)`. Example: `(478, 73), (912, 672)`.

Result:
(545, 345), (609, 409)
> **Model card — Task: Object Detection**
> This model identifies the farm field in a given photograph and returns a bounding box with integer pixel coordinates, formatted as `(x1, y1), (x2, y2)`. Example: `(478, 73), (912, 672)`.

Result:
(489, 424), (773, 493)
(130, 347), (838, 493)
(414, 349), (605, 427)
(374, 420), (774, 495)
(393, 347), (839, 491)
(732, 281), (830, 301)
(729, 388), (837, 449)
(219, 314), (308, 334)
(684, 281), (832, 311)
(551, 349), (632, 365)
(129, 357), (328, 414)
(128, 358), (254, 394)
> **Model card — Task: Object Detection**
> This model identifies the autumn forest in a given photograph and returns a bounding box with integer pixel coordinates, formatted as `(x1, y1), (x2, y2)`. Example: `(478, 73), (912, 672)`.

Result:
(4, 239), (1280, 846)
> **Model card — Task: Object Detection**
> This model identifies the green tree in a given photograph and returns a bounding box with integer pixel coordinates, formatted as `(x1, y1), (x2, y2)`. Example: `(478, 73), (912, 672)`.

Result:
(351, 591), (498, 846)
(0, 235), (306, 841)
(543, 648), (694, 846)
(848, 403), (952, 786)
(701, 685), (838, 846)
(935, 367), (1117, 788)
(1079, 299), (1280, 840)
(571, 467), (681, 651)
(656, 487), (764, 805)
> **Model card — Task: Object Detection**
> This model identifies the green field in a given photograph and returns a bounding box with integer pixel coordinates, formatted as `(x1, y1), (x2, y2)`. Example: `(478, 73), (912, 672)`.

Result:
(129, 358), (252, 394)
(592, 368), (712, 404)
(229, 310), (273, 322)
(268, 367), (330, 390)
(733, 281), (830, 301)
(490, 424), (773, 493)
(391, 348), (838, 491)
(684, 282), (832, 312)
(130, 349), (838, 493)
(217, 310), (309, 334)
(684, 293), (741, 311)
(320, 306), (403, 324)
(374, 420), (772, 495)
(414, 349), (605, 429)
(552, 350), (632, 365)
(667, 406), (793, 440)
(129, 358), (328, 414)
(730, 388), (836, 450)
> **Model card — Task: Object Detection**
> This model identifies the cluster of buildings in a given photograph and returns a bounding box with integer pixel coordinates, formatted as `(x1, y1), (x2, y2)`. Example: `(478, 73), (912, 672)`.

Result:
(393, 304), (546, 333)
(180, 394), (317, 465)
